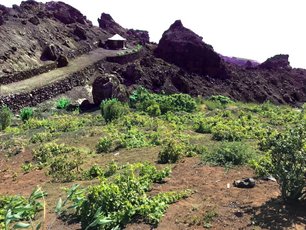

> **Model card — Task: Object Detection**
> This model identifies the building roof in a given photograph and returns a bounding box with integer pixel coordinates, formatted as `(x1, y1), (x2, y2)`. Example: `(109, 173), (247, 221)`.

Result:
(108, 34), (126, 41)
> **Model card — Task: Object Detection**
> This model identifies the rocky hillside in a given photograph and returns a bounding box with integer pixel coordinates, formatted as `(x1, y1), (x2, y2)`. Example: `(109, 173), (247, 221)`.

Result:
(98, 20), (306, 106)
(1, 0), (306, 107)
(0, 0), (111, 77)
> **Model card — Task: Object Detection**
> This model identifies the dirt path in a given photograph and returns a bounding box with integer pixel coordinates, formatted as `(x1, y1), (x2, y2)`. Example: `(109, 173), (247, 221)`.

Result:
(0, 48), (119, 95)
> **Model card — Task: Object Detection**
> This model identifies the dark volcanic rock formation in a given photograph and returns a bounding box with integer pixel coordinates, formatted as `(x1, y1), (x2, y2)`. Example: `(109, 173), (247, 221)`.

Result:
(155, 20), (227, 79)
(0, 0), (111, 77)
(98, 13), (149, 44)
(92, 74), (128, 104)
(45, 1), (88, 25)
(259, 54), (291, 70)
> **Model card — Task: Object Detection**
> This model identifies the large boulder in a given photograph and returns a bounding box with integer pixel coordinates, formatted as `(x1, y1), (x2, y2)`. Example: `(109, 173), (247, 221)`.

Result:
(92, 74), (128, 105)
(41, 44), (58, 61)
(57, 55), (69, 67)
(155, 20), (227, 79)
(259, 54), (291, 70)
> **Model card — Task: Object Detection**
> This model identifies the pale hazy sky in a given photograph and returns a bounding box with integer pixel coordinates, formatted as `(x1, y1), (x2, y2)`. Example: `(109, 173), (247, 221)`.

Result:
(3, 0), (306, 68)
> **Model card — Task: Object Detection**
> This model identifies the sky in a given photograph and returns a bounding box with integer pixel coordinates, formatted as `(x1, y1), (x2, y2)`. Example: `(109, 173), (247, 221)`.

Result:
(3, 0), (306, 68)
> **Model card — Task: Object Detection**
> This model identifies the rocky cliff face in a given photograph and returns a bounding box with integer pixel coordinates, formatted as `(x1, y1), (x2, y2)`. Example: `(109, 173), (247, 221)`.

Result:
(155, 20), (228, 79)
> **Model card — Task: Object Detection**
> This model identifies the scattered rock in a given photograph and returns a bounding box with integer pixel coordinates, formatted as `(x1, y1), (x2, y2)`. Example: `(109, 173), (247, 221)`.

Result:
(79, 99), (96, 112)
(2, 68), (12, 74)
(262, 175), (277, 182)
(233, 178), (256, 188)
(57, 55), (69, 67)
(28, 16), (40, 25)
(92, 74), (128, 105)
(155, 20), (228, 79)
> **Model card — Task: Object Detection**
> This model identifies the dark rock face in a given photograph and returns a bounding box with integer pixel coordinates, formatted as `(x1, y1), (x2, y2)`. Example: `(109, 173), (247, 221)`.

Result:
(41, 44), (58, 61)
(28, 16), (40, 25)
(98, 13), (125, 35)
(57, 55), (69, 67)
(92, 74), (128, 104)
(155, 20), (227, 79)
(74, 25), (87, 40)
(0, 15), (4, 26)
(45, 1), (87, 25)
(260, 54), (291, 70)
(127, 29), (150, 45)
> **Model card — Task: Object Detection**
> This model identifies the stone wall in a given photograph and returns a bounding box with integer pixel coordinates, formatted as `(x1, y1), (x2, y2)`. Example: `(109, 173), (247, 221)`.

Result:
(0, 45), (93, 85)
(106, 50), (143, 65)
(0, 60), (104, 112)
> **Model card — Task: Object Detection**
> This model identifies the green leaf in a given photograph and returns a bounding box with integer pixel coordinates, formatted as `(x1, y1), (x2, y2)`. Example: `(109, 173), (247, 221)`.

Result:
(13, 222), (31, 229)
(55, 198), (62, 214)
(35, 223), (41, 230)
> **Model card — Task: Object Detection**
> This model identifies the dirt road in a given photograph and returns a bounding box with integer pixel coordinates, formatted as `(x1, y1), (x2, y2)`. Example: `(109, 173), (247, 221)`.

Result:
(0, 48), (119, 95)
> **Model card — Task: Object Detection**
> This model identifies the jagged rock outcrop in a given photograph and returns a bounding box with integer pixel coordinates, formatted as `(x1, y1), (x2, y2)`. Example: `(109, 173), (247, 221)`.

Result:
(92, 74), (129, 104)
(259, 54), (291, 70)
(45, 1), (87, 25)
(127, 29), (150, 45)
(155, 20), (227, 79)
(98, 13), (149, 45)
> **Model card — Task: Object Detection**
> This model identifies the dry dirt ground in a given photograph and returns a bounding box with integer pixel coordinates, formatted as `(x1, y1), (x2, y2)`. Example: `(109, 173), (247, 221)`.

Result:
(0, 150), (305, 230)
(0, 48), (119, 96)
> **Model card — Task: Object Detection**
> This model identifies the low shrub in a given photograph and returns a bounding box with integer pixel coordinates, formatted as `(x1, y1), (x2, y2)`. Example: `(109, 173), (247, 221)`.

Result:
(56, 163), (190, 229)
(211, 123), (245, 141)
(100, 98), (128, 122)
(20, 107), (33, 122)
(30, 131), (54, 144)
(130, 87), (197, 114)
(96, 137), (113, 153)
(158, 140), (185, 164)
(56, 97), (71, 109)
(33, 142), (76, 165)
(0, 106), (12, 131)
(83, 165), (104, 179)
(203, 142), (255, 167)
(48, 153), (83, 182)
(261, 124), (306, 202)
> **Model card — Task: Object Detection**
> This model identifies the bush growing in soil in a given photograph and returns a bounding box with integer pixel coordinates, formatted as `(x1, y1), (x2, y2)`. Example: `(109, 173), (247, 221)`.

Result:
(100, 98), (128, 122)
(56, 163), (190, 229)
(130, 87), (197, 114)
(0, 106), (12, 131)
(158, 139), (185, 164)
(96, 137), (112, 153)
(261, 124), (306, 202)
(20, 107), (33, 122)
(56, 97), (71, 109)
(203, 141), (255, 167)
